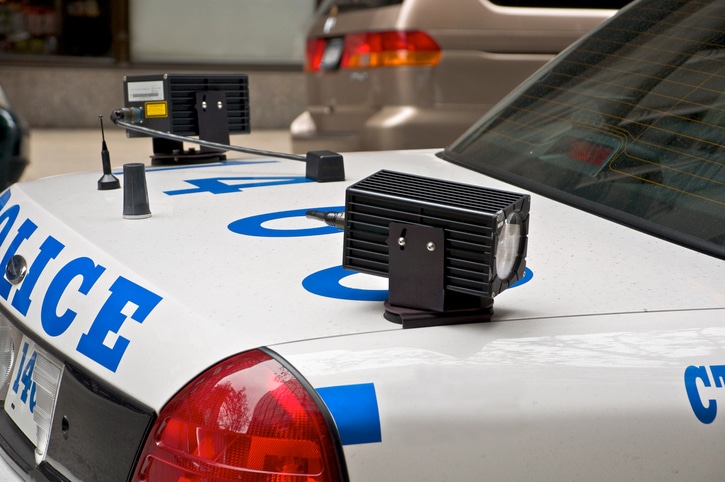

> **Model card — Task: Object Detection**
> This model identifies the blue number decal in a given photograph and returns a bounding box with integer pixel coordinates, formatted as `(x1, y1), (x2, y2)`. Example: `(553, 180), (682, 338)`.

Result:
(19, 351), (36, 408)
(302, 266), (388, 301)
(304, 266), (533, 302)
(227, 204), (534, 300)
(11, 341), (37, 413)
(165, 176), (311, 196)
(11, 341), (28, 394)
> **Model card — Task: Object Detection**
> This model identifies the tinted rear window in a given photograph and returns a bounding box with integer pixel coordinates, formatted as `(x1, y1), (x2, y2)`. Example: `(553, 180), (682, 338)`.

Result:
(445, 0), (725, 258)
(317, 0), (403, 16)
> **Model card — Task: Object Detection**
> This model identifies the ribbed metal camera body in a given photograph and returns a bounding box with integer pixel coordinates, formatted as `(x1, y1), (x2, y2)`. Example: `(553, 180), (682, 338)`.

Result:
(343, 170), (529, 315)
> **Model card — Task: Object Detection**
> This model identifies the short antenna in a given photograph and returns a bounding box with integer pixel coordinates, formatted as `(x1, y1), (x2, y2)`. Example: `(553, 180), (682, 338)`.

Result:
(98, 114), (120, 190)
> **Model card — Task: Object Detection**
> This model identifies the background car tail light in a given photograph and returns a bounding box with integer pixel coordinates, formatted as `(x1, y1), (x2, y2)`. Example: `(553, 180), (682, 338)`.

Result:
(306, 30), (441, 71)
(133, 349), (345, 482)
(567, 139), (613, 166)
(306, 38), (328, 72)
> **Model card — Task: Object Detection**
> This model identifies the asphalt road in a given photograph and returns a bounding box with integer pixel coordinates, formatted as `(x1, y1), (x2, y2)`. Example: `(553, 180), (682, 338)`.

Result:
(23, 128), (292, 182)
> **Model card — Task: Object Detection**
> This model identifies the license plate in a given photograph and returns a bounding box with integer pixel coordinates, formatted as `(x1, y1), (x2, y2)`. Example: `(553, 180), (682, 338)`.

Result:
(321, 37), (344, 70)
(4, 336), (63, 462)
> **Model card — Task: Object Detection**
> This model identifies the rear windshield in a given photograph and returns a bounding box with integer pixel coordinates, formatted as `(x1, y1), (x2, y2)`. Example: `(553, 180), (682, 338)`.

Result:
(444, 0), (725, 259)
(316, 0), (403, 16)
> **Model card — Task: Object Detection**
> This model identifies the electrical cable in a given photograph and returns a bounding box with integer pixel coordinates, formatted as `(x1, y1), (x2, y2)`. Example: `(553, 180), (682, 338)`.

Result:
(109, 108), (307, 162)
(305, 209), (345, 230)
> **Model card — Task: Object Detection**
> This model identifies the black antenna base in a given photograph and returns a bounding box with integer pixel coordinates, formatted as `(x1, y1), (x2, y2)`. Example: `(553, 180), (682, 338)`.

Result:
(98, 173), (120, 190)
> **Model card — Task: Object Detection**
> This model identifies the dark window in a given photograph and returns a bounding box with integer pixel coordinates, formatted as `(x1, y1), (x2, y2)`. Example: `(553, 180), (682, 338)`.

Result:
(445, 0), (725, 258)
(0, 0), (128, 60)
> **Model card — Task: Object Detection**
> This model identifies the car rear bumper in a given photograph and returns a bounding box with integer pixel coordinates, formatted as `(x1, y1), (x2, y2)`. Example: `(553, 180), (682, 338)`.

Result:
(291, 104), (486, 152)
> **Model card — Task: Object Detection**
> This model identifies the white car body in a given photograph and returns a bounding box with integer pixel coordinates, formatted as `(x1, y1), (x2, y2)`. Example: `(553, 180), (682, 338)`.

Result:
(0, 149), (723, 480)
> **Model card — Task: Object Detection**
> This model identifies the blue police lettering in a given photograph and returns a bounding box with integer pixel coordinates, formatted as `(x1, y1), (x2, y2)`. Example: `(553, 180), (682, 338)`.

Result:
(0, 190), (11, 211)
(0, 198), (163, 372)
(685, 364), (725, 424)
(0, 203), (20, 248)
(12, 236), (65, 316)
(41, 257), (106, 336)
(76, 276), (162, 372)
(712, 366), (725, 387)
(164, 176), (311, 196)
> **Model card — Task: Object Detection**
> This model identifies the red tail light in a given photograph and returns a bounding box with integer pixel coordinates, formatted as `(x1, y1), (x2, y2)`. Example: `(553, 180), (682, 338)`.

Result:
(306, 38), (328, 72)
(133, 349), (345, 482)
(306, 30), (441, 71)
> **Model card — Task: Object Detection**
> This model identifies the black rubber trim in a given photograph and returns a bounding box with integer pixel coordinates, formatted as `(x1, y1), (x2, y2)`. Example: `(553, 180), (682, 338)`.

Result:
(46, 362), (156, 482)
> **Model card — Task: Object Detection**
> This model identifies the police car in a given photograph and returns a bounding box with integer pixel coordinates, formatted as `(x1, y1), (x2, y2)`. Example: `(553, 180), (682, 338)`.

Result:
(1, 0), (725, 480)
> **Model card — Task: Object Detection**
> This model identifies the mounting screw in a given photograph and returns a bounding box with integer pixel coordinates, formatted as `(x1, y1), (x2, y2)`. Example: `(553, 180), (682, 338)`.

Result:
(398, 237), (406, 247)
(5, 255), (27, 285)
(427, 241), (436, 252)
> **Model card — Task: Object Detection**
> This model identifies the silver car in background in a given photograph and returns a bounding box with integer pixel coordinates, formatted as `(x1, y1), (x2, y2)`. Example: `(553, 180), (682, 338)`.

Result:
(291, 0), (630, 152)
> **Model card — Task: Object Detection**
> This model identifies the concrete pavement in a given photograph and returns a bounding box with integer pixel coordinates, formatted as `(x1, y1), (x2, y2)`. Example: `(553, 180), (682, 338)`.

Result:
(22, 128), (293, 182)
